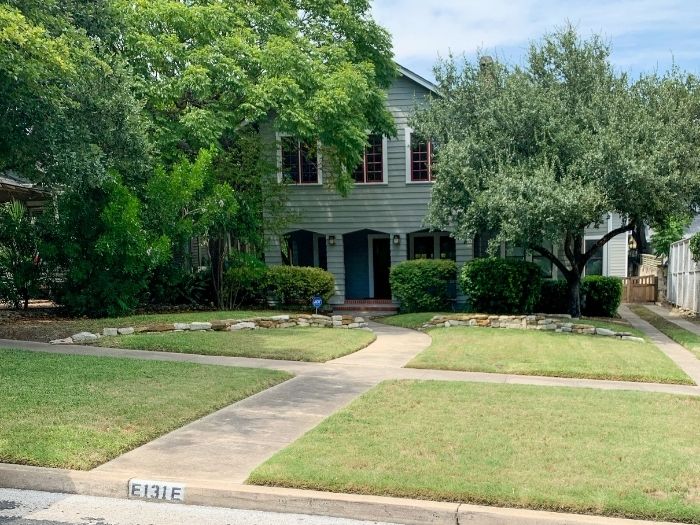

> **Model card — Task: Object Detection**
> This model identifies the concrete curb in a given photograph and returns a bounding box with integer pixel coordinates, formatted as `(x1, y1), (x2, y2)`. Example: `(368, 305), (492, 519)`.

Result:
(0, 463), (680, 525)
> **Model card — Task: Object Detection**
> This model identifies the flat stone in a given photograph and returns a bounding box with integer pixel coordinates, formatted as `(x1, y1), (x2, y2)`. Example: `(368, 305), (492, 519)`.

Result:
(596, 327), (615, 337)
(622, 336), (646, 343)
(102, 328), (119, 337)
(210, 321), (230, 331)
(72, 331), (99, 343)
(539, 324), (556, 331)
(311, 314), (331, 321)
(230, 322), (256, 331)
(277, 322), (296, 328)
(560, 326), (572, 333)
(331, 315), (343, 321)
(50, 337), (73, 345)
(271, 315), (290, 321)
(173, 323), (190, 331)
(353, 317), (365, 323)
(348, 323), (361, 328)
(190, 322), (212, 331)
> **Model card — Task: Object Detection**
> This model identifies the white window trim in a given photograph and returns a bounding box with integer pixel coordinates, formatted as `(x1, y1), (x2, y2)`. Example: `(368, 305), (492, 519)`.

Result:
(275, 132), (323, 185)
(583, 235), (608, 276)
(404, 127), (434, 184)
(367, 233), (390, 298)
(353, 135), (389, 186)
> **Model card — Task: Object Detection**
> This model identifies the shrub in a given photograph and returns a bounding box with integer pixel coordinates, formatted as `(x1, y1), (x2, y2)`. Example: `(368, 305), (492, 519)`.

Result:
(266, 265), (335, 307)
(389, 259), (457, 313)
(536, 279), (570, 314)
(147, 264), (212, 306)
(222, 253), (267, 308)
(581, 275), (623, 317)
(459, 257), (542, 314)
(690, 232), (700, 262)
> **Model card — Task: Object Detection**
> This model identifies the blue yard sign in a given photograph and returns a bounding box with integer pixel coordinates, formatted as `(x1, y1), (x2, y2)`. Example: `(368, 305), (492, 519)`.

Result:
(312, 296), (323, 313)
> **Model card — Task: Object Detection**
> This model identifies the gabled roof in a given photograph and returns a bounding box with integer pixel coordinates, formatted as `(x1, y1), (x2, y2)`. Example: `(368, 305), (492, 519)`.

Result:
(396, 63), (440, 95)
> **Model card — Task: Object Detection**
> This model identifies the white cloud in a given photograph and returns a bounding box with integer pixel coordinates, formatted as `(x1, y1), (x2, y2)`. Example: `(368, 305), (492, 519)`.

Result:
(372, 0), (700, 77)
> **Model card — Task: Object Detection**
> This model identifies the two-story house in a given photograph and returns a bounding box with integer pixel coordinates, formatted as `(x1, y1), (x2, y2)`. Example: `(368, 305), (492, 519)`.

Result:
(263, 65), (629, 312)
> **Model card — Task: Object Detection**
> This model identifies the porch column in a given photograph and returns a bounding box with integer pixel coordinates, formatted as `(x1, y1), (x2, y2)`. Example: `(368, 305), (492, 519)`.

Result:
(326, 234), (345, 305)
(390, 233), (407, 304)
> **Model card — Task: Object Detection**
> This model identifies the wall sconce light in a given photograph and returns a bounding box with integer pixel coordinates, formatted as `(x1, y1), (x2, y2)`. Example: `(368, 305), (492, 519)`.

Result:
(328, 235), (336, 246)
(393, 234), (401, 245)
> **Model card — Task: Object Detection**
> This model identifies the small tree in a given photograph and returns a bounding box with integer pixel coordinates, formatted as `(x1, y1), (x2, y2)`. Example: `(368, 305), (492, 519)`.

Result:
(650, 214), (692, 258)
(415, 27), (700, 316)
(0, 201), (42, 309)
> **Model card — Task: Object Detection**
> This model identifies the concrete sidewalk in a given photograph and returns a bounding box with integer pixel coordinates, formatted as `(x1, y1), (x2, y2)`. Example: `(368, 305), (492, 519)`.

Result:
(618, 305), (700, 384)
(644, 303), (700, 336)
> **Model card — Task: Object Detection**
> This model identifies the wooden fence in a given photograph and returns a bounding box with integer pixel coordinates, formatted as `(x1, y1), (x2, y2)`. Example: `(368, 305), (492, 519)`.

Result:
(668, 238), (700, 313)
(621, 275), (657, 303)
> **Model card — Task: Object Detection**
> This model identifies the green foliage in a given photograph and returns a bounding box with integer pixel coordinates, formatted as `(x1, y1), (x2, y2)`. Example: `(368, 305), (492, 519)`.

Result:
(459, 258), (542, 314)
(222, 253), (268, 309)
(116, 0), (396, 193)
(146, 265), (211, 307)
(536, 280), (570, 314)
(41, 179), (169, 317)
(266, 266), (335, 307)
(416, 26), (700, 316)
(0, 201), (42, 308)
(651, 215), (692, 257)
(690, 232), (700, 263)
(389, 259), (457, 313)
(536, 277), (622, 317)
(581, 276), (623, 317)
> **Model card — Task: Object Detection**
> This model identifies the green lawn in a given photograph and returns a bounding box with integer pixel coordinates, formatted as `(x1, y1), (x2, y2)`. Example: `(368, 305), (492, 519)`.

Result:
(630, 305), (700, 359)
(377, 312), (449, 329)
(95, 328), (376, 362)
(0, 349), (290, 469)
(249, 380), (700, 523)
(0, 310), (292, 342)
(407, 327), (692, 384)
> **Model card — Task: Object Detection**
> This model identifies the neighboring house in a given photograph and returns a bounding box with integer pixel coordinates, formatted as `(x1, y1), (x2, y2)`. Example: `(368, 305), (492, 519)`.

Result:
(262, 65), (629, 311)
(0, 171), (48, 215)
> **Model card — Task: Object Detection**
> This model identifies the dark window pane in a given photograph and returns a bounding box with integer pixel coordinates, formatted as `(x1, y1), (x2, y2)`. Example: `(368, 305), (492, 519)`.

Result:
(413, 236), (434, 259)
(299, 142), (318, 183)
(505, 243), (525, 260)
(411, 136), (431, 181)
(281, 137), (300, 183)
(365, 135), (383, 182)
(585, 239), (603, 275)
(439, 236), (456, 260)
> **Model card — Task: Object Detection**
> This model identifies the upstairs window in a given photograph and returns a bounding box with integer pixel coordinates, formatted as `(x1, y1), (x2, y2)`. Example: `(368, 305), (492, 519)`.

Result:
(352, 134), (384, 183)
(410, 136), (434, 182)
(281, 137), (319, 184)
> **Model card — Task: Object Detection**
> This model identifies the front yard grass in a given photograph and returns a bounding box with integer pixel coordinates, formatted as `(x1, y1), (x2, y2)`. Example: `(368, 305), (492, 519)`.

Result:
(249, 380), (700, 523)
(95, 328), (376, 362)
(630, 305), (700, 359)
(377, 312), (449, 329)
(0, 349), (290, 469)
(0, 309), (291, 343)
(407, 327), (692, 384)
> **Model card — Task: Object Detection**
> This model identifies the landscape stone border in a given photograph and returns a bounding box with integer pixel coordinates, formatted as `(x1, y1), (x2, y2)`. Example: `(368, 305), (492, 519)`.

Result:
(50, 314), (369, 345)
(422, 314), (645, 343)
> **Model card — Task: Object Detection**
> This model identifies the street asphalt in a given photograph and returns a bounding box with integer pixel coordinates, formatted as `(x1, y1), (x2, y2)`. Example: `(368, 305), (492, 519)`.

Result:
(0, 488), (399, 525)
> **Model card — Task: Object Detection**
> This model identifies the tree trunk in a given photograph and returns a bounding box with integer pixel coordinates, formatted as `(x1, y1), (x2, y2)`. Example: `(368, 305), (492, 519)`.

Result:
(565, 274), (582, 318)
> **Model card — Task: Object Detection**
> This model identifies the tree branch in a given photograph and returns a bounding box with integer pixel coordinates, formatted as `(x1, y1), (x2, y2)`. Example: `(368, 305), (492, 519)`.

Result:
(580, 220), (635, 266)
(528, 243), (570, 277)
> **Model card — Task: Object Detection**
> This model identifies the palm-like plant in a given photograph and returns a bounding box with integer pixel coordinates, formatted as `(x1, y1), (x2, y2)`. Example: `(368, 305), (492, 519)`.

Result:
(0, 200), (42, 309)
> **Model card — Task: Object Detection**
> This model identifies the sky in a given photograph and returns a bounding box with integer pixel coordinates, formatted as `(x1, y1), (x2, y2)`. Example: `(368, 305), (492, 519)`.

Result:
(371, 0), (700, 82)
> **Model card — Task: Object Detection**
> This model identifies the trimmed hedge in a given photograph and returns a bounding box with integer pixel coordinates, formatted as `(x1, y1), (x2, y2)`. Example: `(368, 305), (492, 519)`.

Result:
(581, 275), (623, 317)
(390, 259), (457, 313)
(536, 276), (623, 317)
(460, 257), (542, 314)
(266, 265), (335, 306)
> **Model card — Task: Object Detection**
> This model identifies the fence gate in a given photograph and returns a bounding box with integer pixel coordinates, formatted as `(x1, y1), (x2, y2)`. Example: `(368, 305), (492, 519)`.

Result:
(622, 275), (657, 303)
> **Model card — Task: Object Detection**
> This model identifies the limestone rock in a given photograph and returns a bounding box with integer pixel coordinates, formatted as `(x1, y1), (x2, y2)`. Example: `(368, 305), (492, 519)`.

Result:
(102, 328), (119, 337)
(50, 337), (73, 345)
(230, 321), (256, 330)
(190, 322), (212, 331)
(595, 328), (615, 337)
(173, 323), (190, 331)
(271, 315), (290, 321)
(72, 332), (99, 343)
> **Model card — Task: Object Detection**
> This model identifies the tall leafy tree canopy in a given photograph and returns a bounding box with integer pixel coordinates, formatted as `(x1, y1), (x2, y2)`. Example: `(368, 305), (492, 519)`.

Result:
(113, 0), (396, 192)
(415, 27), (700, 316)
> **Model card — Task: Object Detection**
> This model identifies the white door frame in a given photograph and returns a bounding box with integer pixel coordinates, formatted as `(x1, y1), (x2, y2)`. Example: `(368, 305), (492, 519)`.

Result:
(368, 234), (390, 298)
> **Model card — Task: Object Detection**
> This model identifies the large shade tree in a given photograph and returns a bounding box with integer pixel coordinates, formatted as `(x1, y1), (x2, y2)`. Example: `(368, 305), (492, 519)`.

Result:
(415, 27), (700, 316)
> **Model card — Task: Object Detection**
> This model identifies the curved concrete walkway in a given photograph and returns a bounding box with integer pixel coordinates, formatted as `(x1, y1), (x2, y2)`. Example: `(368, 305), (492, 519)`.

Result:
(618, 305), (700, 384)
(644, 303), (700, 336)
